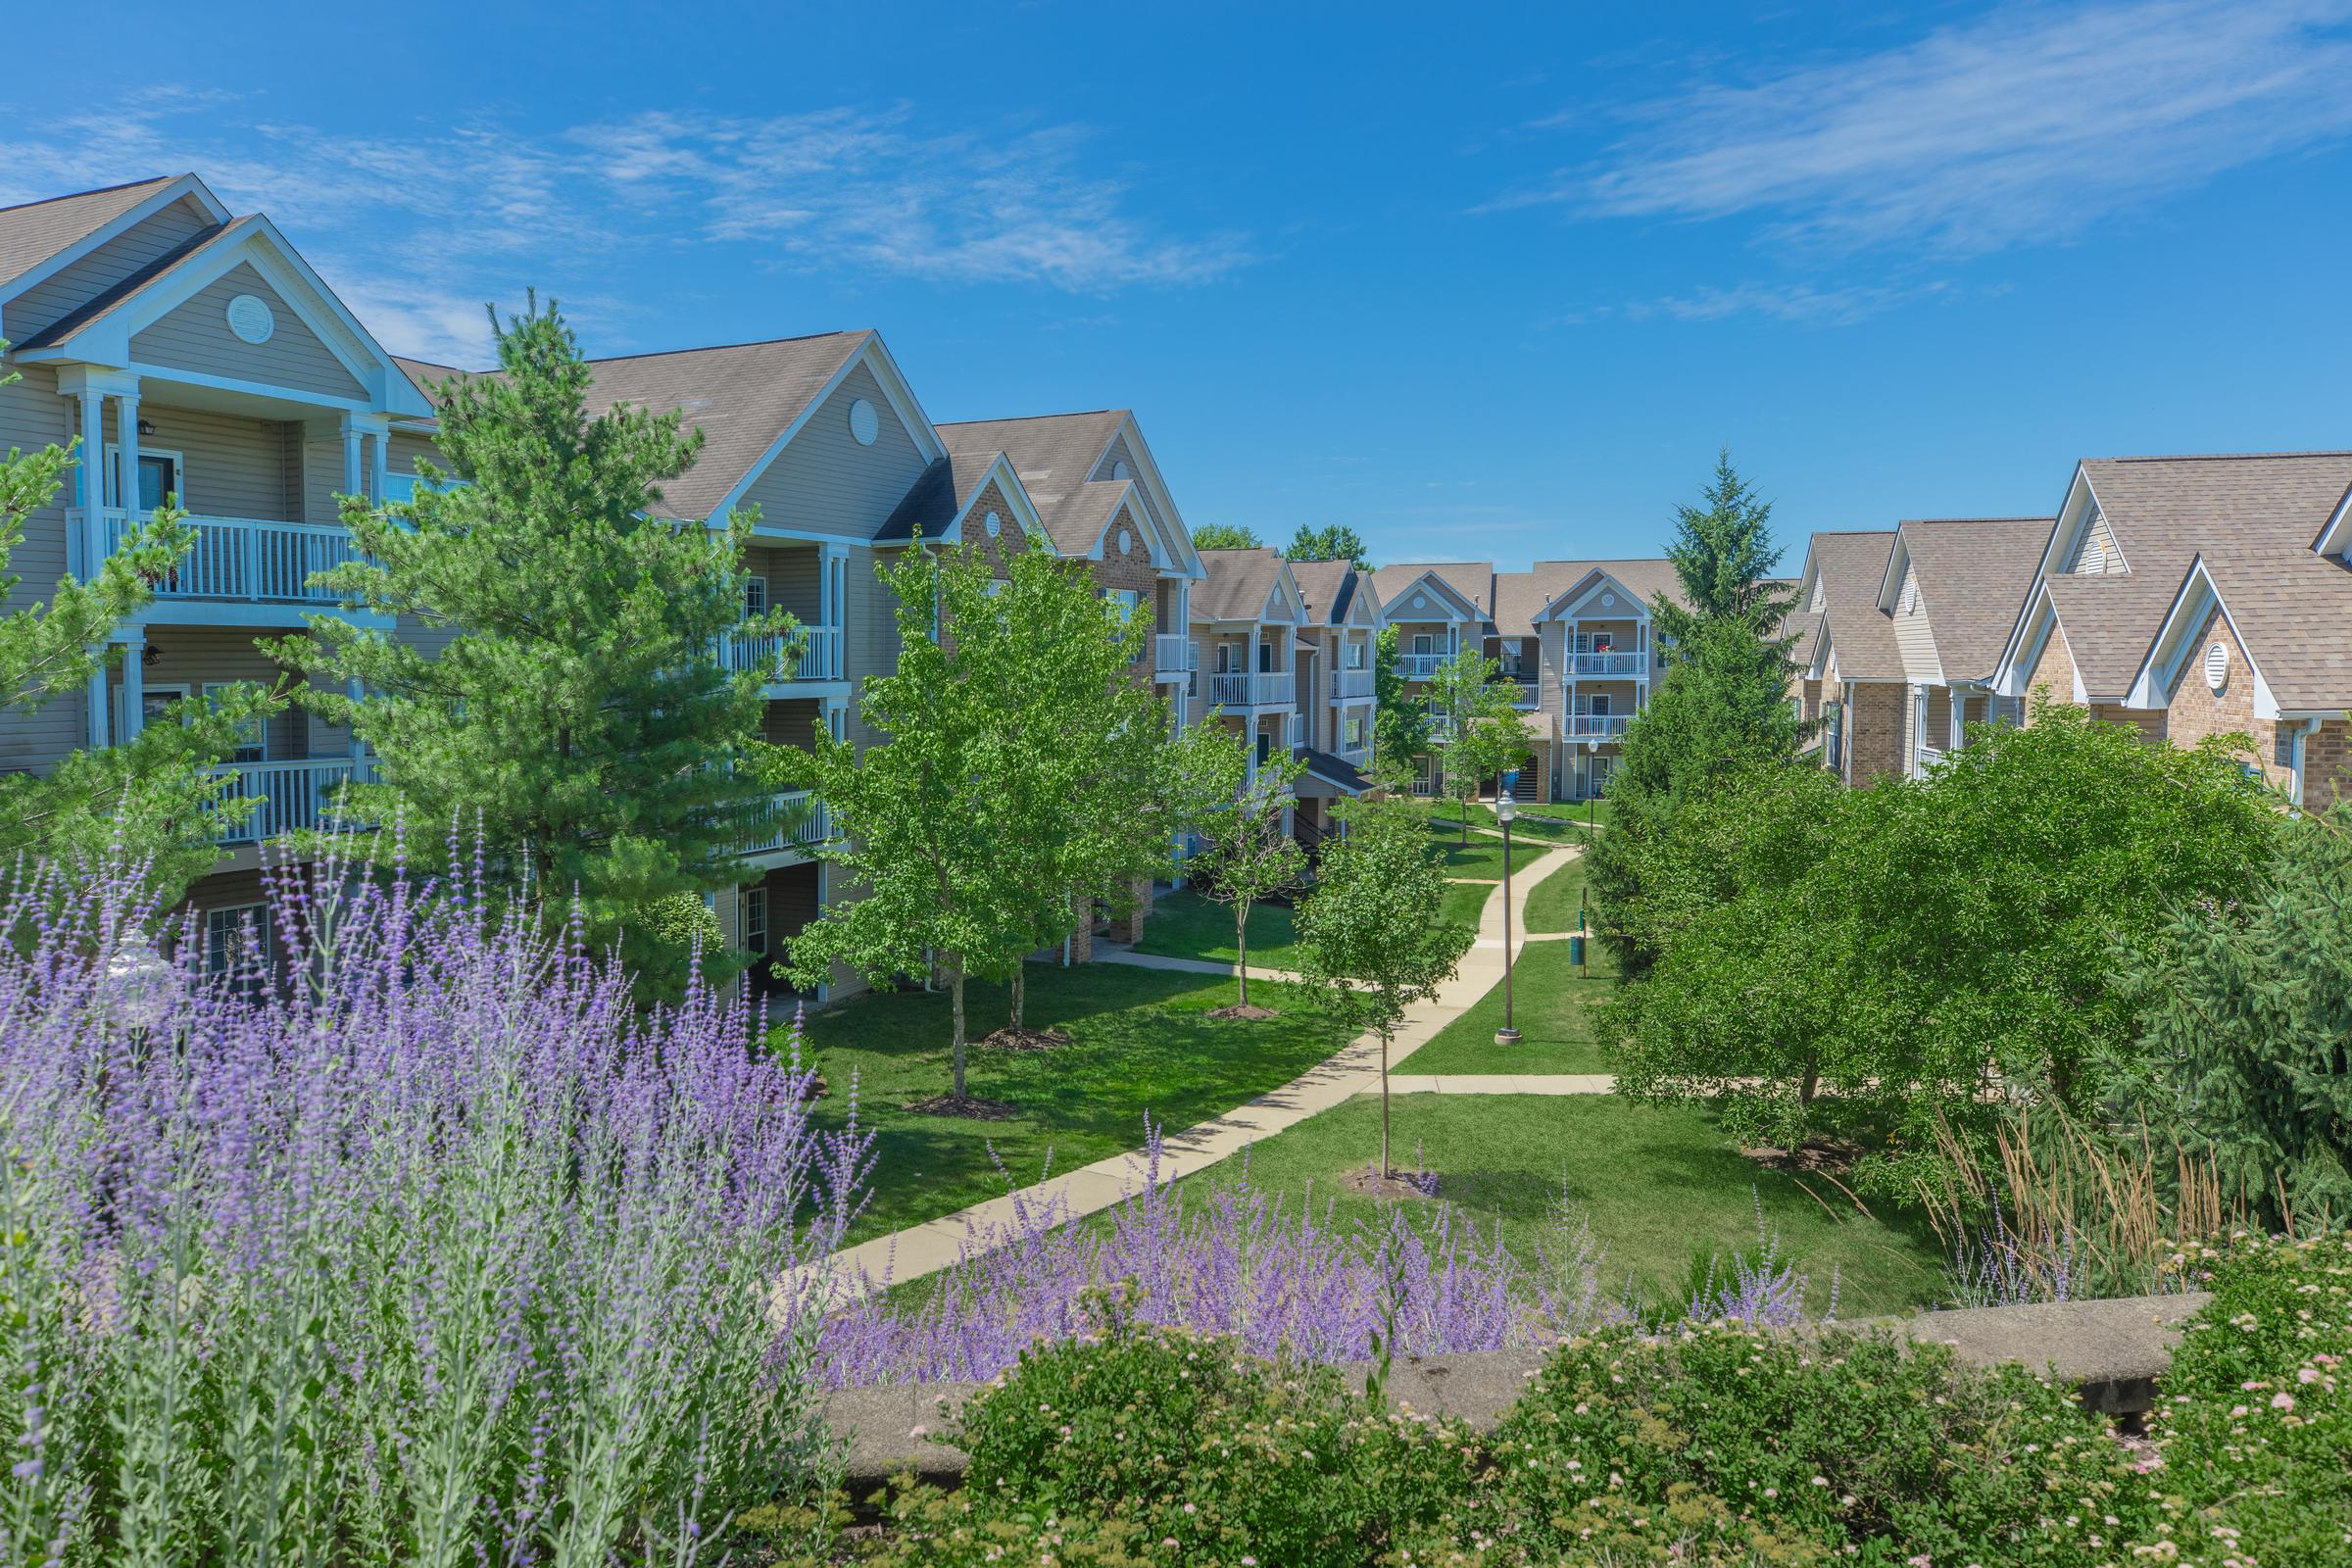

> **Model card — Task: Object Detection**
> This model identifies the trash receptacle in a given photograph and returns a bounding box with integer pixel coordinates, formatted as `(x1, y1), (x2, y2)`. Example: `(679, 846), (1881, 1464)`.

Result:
(1568, 932), (1587, 966)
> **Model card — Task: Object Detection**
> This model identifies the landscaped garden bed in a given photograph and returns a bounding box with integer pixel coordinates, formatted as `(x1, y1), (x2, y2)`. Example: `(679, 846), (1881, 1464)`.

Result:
(1132, 880), (1491, 969)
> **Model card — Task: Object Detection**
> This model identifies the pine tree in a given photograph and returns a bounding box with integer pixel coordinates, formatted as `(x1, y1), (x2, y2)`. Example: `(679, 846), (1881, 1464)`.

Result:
(275, 298), (787, 995)
(1284, 523), (1374, 571)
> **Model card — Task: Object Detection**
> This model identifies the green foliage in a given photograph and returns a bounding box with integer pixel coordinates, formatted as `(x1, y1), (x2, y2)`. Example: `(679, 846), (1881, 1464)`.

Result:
(1167, 723), (1306, 1007)
(276, 298), (778, 995)
(1189, 523), (1262, 550)
(0, 352), (272, 906)
(1283, 522), (1374, 571)
(625, 890), (725, 1005)
(1370, 624), (1427, 784)
(1488, 1321), (2162, 1568)
(1604, 709), (2278, 1183)
(2151, 1232), (2352, 1568)
(1297, 791), (1465, 1172)
(2123, 808), (2352, 1229)
(1589, 455), (1802, 977)
(1423, 645), (1536, 843)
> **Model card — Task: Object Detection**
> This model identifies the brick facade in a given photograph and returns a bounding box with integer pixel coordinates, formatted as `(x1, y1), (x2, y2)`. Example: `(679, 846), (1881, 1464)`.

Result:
(2024, 620), (2080, 720)
(1844, 680), (1906, 782)
(2304, 720), (2352, 812)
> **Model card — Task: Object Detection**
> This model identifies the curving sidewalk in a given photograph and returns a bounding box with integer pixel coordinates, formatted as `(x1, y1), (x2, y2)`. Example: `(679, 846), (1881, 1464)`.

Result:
(807, 840), (1585, 1298)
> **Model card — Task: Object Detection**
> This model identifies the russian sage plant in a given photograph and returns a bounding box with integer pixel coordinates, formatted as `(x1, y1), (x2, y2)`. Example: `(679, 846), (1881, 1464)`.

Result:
(0, 853), (865, 1568)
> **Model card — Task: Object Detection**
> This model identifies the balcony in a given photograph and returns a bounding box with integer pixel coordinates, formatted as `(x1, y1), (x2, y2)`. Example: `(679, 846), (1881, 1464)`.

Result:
(1501, 679), (1540, 709)
(745, 790), (831, 858)
(1396, 652), (1453, 681)
(1154, 634), (1198, 684)
(1338, 741), (1370, 766)
(1570, 650), (1646, 678)
(1564, 713), (1631, 739)
(211, 758), (358, 845)
(1330, 668), (1375, 701)
(1205, 670), (1296, 709)
(75, 509), (357, 605)
(718, 623), (844, 684)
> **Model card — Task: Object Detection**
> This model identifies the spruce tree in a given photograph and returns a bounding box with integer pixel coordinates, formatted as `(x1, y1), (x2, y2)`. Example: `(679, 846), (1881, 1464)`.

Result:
(276, 298), (788, 995)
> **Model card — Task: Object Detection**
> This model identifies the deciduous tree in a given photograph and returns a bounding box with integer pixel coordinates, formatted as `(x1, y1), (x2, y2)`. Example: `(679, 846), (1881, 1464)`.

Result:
(1190, 523), (1262, 551)
(1370, 625), (1427, 787)
(1423, 646), (1533, 845)
(1172, 723), (1306, 1011)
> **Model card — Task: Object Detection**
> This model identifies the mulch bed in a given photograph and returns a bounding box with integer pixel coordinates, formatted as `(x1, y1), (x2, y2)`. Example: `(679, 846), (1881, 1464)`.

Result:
(1739, 1137), (1862, 1175)
(975, 1025), (1072, 1052)
(901, 1094), (1018, 1121)
(1340, 1166), (1443, 1201)
(1207, 1004), (1281, 1021)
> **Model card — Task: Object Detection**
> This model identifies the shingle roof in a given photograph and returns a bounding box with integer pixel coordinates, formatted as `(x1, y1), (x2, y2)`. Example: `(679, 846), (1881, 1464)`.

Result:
(1288, 559), (1359, 627)
(1894, 516), (2054, 683)
(1370, 562), (1491, 621)
(875, 450), (1011, 544)
(1298, 747), (1371, 795)
(2197, 548), (2352, 710)
(2049, 453), (2352, 698)
(1196, 547), (1291, 621)
(1783, 607), (1825, 669)
(388, 333), (875, 523)
(1531, 558), (1694, 622)
(0, 174), (182, 296)
(14, 215), (253, 351)
(1491, 563), (1588, 636)
(935, 411), (1130, 557)
(1805, 530), (1902, 682)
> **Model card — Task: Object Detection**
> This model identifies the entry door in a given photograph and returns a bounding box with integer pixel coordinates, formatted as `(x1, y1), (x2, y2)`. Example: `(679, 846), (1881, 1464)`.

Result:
(1591, 755), (1615, 795)
(106, 450), (182, 513)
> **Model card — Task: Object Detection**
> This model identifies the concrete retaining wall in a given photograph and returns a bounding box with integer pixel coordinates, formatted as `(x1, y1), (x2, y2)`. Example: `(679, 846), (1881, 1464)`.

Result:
(822, 1293), (2209, 1494)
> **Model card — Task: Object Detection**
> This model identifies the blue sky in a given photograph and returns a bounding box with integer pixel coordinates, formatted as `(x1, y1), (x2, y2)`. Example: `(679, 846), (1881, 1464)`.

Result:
(7, 1), (2351, 569)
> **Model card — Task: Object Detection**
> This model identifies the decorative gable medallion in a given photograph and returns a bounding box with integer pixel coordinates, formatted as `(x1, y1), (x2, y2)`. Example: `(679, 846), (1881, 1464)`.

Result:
(847, 398), (879, 446)
(1117, 527), (1133, 555)
(225, 294), (275, 345)
(1412, 594), (1427, 610)
(1600, 592), (1616, 609)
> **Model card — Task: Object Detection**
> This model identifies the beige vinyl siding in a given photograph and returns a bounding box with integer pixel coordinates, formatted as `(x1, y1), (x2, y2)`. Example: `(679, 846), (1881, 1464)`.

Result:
(122, 402), (299, 521)
(843, 545), (900, 751)
(761, 545), (821, 621)
(130, 263), (367, 403)
(763, 699), (826, 751)
(1891, 571), (1944, 685)
(2, 197), (214, 342)
(129, 628), (315, 760)
(0, 359), (84, 772)
(735, 364), (928, 539)
(386, 431), (445, 486)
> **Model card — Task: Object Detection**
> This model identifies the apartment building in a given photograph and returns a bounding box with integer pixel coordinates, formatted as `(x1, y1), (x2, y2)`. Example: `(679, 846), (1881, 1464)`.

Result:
(0, 173), (435, 947)
(1283, 558), (1380, 844)
(1794, 530), (1903, 783)
(1995, 451), (2352, 809)
(1190, 548), (1311, 791)
(1863, 516), (2049, 777)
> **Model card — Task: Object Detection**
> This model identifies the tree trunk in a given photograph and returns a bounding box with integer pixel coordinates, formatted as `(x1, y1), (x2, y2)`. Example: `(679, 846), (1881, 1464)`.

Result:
(1380, 1028), (1393, 1178)
(951, 968), (967, 1100)
(1235, 902), (1250, 1007)
(1010, 961), (1025, 1031)
(1795, 1054), (1819, 1152)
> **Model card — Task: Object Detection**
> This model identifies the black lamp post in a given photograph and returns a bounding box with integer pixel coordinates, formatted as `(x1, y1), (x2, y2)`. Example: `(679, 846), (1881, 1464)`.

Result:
(1494, 769), (1520, 1045)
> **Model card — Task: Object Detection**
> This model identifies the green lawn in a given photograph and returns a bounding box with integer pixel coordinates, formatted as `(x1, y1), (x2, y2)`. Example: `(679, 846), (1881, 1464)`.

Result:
(1524, 850), (1598, 935)
(786, 962), (1358, 1242)
(1400, 939), (1612, 1075)
(1426, 823), (1551, 880)
(1423, 798), (1613, 841)
(1134, 881), (1494, 968)
(1181, 1094), (1946, 1318)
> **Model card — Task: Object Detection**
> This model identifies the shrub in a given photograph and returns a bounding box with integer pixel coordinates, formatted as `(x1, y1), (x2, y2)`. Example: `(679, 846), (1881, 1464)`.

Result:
(0, 854), (866, 1567)
(1484, 1321), (2162, 1566)
(2147, 1233), (2352, 1567)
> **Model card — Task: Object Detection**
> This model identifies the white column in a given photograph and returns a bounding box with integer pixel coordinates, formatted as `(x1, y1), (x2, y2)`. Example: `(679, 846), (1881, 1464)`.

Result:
(75, 390), (106, 572)
(121, 636), (144, 742)
(342, 424), (364, 497)
(117, 388), (141, 517)
(369, 430), (389, 505)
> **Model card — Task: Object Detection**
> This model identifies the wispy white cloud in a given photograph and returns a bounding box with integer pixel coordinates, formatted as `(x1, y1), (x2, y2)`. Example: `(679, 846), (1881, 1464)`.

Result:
(1555, 277), (1951, 328)
(0, 92), (1250, 361)
(1504, 0), (2352, 255)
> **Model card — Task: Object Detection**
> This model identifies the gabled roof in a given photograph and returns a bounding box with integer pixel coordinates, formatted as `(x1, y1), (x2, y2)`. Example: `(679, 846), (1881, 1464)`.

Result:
(1364, 564), (1486, 625)
(1491, 563), (1587, 636)
(13, 215), (260, 351)
(1298, 747), (1371, 796)
(1800, 530), (1902, 682)
(1196, 547), (1300, 621)
(1884, 516), (2054, 684)
(876, 449), (1039, 546)
(2019, 453), (2352, 700)
(1289, 558), (1366, 627)
(0, 174), (210, 299)
(2133, 548), (2352, 714)
(1530, 558), (1690, 626)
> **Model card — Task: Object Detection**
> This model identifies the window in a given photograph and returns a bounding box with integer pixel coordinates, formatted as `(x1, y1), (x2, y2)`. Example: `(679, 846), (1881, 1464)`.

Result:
(380, 473), (467, 506)
(744, 575), (767, 618)
(97, 447), (184, 513)
(1898, 573), (1920, 616)
(1257, 640), (1274, 673)
(202, 683), (267, 763)
(1105, 589), (1144, 661)
(1412, 633), (1434, 657)
(205, 904), (270, 976)
(138, 684), (190, 738)
(744, 888), (768, 956)
(1346, 640), (1365, 670)
(1590, 694), (1611, 716)
(1592, 631), (1613, 653)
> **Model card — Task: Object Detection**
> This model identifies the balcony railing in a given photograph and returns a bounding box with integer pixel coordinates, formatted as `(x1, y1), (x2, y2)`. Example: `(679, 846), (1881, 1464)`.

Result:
(718, 623), (844, 683)
(1570, 651), (1646, 678)
(211, 758), (357, 845)
(1330, 668), (1375, 701)
(1396, 652), (1454, 681)
(1338, 741), (1370, 766)
(75, 509), (358, 605)
(1206, 670), (1296, 708)
(745, 790), (830, 857)
(1916, 745), (1946, 772)
(1504, 679), (1540, 709)
(1284, 712), (1304, 751)
(1564, 714), (1631, 739)
(1154, 634), (1198, 683)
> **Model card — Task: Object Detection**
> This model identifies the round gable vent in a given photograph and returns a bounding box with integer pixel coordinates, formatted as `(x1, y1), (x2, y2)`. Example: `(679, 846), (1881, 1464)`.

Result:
(847, 398), (880, 446)
(1411, 594), (1427, 610)
(1600, 592), (1616, 609)
(2204, 641), (2229, 691)
(1110, 460), (1130, 480)
(225, 294), (275, 345)
(1117, 527), (1133, 555)
(982, 510), (1002, 538)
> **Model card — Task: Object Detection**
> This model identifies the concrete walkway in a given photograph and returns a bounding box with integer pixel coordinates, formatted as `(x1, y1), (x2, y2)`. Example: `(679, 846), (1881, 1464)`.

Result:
(807, 839), (1585, 1298)
(1383, 1073), (1617, 1095)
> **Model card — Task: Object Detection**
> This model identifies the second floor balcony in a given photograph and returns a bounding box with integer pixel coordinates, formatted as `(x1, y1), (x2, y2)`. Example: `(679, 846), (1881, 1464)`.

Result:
(745, 790), (832, 858)
(75, 509), (356, 607)
(719, 623), (845, 684)
(1396, 651), (1454, 681)
(1154, 634), (1197, 684)
(1330, 668), (1375, 701)
(1206, 669), (1295, 709)
(211, 757), (362, 846)
(1564, 713), (1631, 740)
(1570, 650), (1647, 678)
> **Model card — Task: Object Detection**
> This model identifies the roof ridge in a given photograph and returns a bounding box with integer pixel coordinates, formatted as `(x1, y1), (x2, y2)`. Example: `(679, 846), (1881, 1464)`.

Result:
(0, 172), (178, 219)
(936, 409), (1126, 427)
(1901, 514), (2055, 525)
(2102, 450), (2352, 465)
(582, 328), (867, 366)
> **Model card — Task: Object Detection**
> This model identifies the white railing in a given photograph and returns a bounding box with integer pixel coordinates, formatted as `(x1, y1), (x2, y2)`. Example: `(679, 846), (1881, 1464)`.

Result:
(1571, 651), (1646, 677)
(1285, 712), (1304, 751)
(1154, 635), (1197, 683)
(76, 510), (357, 604)
(1564, 714), (1632, 739)
(211, 758), (356, 845)
(1338, 742), (1370, 766)
(1206, 669), (1296, 708)
(1505, 679), (1540, 709)
(718, 623), (844, 683)
(1397, 652), (1453, 681)
(1916, 745), (1945, 772)
(745, 790), (830, 857)
(1330, 668), (1374, 701)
